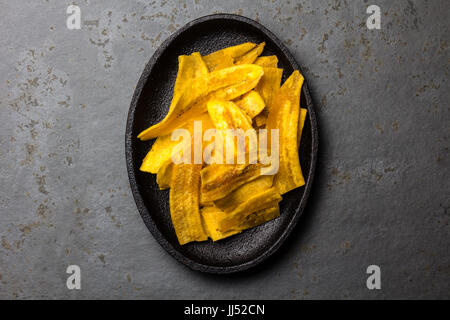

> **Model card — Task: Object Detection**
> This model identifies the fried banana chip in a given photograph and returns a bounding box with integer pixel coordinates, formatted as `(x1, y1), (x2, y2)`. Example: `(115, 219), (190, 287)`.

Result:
(254, 55), (278, 68)
(201, 204), (280, 241)
(266, 71), (305, 194)
(170, 163), (207, 245)
(202, 53), (234, 72)
(214, 175), (274, 212)
(239, 205), (280, 230)
(207, 99), (253, 131)
(218, 187), (282, 232)
(139, 53), (208, 166)
(200, 206), (240, 241)
(206, 98), (256, 164)
(235, 42), (265, 65)
(140, 112), (214, 174)
(298, 108), (307, 148)
(255, 67), (283, 113)
(252, 67), (282, 130)
(234, 90), (265, 118)
(208, 66), (262, 102)
(138, 64), (264, 140)
(202, 97), (273, 202)
(173, 52), (209, 90)
(202, 42), (257, 71)
(140, 134), (179, 174)
(156, 158), (173, 190)
(137, 52), (207, 141)
(200, 163), (264, 203)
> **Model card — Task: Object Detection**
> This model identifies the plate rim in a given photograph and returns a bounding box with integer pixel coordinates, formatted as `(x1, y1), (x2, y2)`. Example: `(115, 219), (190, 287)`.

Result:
(125, 13), (319, 274)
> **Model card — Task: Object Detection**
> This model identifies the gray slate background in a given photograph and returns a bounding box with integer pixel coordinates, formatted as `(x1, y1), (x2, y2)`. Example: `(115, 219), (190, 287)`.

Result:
(0, 0), (448, 299)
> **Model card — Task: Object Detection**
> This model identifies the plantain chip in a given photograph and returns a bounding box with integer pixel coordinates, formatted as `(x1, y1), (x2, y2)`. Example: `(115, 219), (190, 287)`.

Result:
(203, 53), (234, 72)
(218, 187), (282, 232)
(214, 175), (274, 212)
(298, 108), (307, 148)
(201, 204), (280, 241)
(255, 67), (283, 113)
(202, 42), (257, 71)
(170, 52), (209, 100)
(200, 163), (264, 203)
(156, 158), (173, 190)
(170, 163), (208, 245)
(202, 98), (271, 202)
(239, 205), (280, 230)
(207, 99), (253, 131)
(139, 53), (209, 171)
(137, 52), (207, 141)
(234, 90), (265, 119)
(140, 134), (179, 174)
(254, 55), (278, 68)
(200, 206), (240, 241)
(267, 70), (305, 194)
(251, 67), (282, 130)
(154, 112), (217, 189)
(235, 42), (265, 65)
(207, 98), (257, 164)
(216, 42), (257, 58)
(138, 64), (264, 140)
(140, 112), (214, 174)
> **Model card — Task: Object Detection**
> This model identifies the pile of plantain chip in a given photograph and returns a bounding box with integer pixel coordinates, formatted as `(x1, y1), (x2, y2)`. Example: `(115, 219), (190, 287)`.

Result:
(138, 42), (308, 245)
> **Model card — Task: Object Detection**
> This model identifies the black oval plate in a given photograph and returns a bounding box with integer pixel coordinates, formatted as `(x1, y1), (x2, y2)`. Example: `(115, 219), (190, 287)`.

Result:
(126, 14), (318, 274)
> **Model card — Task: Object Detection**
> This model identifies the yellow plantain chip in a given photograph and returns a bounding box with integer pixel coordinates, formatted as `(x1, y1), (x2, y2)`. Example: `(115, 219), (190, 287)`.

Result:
(206, 98), (256, 164)
(140, 112), (214, 174)
(234, 90), (266, 118)
(202, 42), (257, 71)
(138, 64), (264, 140)
(254, 55), (278, 68)
(201, 204), (280, 241)
(208, 67), (263, 102)
(170, 163), (208, 245)
(156, 158), (173, 190)
(173, 52), (209, 91)
(140, 134), (179, 174)
(200, 206), (240, 241)
(239, 205), (280, 231)
(255, 67), (283, 114)
(137, 52), (207, 141)
(200, 163), (264, 203)
(202, 96), (273, 202)
(139, 53), (208, 164)
(218, 187), (282, 232)
(235, 42), (265, 65)
(202, 52), (234, 72)
(167, 52), (209, 112)
(214, 175), (274, 212)
(219, 42), (258, 58)
(267, 70), (305, 194)
(298, 108), (307, 148)
(207, 99), (253, 131)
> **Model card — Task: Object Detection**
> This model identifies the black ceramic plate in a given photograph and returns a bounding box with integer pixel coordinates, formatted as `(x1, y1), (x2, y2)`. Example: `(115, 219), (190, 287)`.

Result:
(126, 14), (318, 273)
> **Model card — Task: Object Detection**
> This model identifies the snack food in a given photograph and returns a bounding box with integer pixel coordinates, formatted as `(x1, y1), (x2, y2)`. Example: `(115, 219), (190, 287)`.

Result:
(138, 42), (307, 245)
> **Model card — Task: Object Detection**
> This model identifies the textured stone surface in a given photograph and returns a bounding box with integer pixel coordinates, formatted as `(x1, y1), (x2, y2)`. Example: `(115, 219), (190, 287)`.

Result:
(0, 0), (448, 299)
